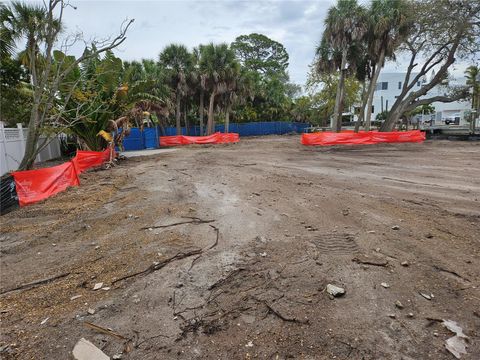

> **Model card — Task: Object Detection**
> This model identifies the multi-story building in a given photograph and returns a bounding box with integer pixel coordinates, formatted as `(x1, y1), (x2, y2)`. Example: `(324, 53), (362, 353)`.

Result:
(371, 73), (471, 125)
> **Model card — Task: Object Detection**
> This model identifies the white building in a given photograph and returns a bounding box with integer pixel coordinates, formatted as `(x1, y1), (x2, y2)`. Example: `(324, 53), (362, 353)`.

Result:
(371, 72), (471, 125)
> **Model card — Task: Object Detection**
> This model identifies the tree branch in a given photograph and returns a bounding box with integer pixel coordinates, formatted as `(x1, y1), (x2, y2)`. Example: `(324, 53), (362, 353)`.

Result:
(405, 91), (468, 112)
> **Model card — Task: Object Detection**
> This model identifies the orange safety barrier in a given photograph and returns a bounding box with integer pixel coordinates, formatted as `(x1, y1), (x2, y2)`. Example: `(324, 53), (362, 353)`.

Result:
(73, 149), (112, 174)
(301, 130), (425, 146)
(160, 132), (239, 146)
(12, 148), (112, 206)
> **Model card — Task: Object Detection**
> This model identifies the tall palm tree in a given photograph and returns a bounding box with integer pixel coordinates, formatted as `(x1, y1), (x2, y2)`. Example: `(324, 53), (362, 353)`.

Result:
(363, 0), (411, 130)
(465, 65), (479, 131)
(159, 44), (192, 135)
(0, 1), (61, 78)
(199, 43), (240, 135)
(192, 47), (208, 135)
(223, 68), (254, 132)
(323, 0), (367, 132)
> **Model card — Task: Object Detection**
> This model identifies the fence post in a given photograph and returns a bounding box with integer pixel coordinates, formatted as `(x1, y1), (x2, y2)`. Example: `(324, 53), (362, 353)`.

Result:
(0, 123), (9, 169)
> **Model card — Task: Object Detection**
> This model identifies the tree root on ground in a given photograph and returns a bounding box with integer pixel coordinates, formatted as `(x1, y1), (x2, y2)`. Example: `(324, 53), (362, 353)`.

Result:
(140, 218), (215, 230)
(0, 272), (71, 296)
(115, 225), (220, 284)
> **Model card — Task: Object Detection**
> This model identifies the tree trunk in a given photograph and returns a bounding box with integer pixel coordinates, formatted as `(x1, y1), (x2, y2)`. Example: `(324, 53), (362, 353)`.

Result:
(206, 91), (216, 135)
(337, 76), (346, 132)
(365, 51), (385, 131)
(332, 49), (347, 132)
(18, 117), (38, 170)
(225, 102), (231, 133)
(175, 91), (182, 135)
(354, 81), (368, 132)
(184, 103), (189, 135)
(199, 88), (204, 136)
(381, 104), (405, 131)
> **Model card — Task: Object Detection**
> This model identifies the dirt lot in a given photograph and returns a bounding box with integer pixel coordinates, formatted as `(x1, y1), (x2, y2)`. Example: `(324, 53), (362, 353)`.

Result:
(1, 136), (479, 359)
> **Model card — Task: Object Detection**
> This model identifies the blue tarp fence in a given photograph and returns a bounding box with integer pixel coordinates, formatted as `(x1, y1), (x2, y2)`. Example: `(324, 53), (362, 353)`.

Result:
(122, 121), (310, 151)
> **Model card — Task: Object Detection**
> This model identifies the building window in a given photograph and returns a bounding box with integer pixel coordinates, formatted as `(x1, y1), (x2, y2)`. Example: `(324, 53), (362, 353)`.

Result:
(371, 105), (374, 114)
(398, 81), (402, 89)
(375, 82), (389, 91)
(386, 100), (389, 111)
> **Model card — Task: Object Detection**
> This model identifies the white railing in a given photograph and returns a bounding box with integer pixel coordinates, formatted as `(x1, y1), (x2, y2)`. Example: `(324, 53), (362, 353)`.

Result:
(0, 123), (61, 176)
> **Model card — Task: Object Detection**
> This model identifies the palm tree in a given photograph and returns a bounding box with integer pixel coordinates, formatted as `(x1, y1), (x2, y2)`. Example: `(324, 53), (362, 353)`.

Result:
(199, 43), (240, 135)
(159, 44), (192, 135)
(223, 68), (255, 132)
(465, 65), (479, 132)
(0, 3), (16, 58)
(0, 1), (61, 79)
(322, 0), (367, 132)
(192, 47), (208, 135)
(363, 0), (411, 131)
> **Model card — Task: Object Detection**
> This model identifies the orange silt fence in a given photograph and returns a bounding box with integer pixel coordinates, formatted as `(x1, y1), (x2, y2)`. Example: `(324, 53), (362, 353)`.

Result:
(301, 130), (425, 146)
(159, 132), (239, 147)
(12, 148), (112, 206)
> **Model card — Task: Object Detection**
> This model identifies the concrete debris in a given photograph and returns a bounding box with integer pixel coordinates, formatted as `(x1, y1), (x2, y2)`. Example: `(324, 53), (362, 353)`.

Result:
(401, 261), (409, 267)
(381, 282), (390, 288)
(352, 254), (388, 267)
(245, 341), (254, 347)
(255, 235), (267, 243)
(101, 287), (110, 291)
(388, 314), (396, 318)
(70, 295), (82, 301)
(40, 317), (49, 325)
(112, 355), (122, 360)
(408, 313), (414, 318)
(93, 283), (103, 290)
(72, 338), (109, 360)
(367, 230), (376, 234)
(395, 301), (404, 309)
(260, 252), (267, 257)
(419, 292), (432, 300)
(391, 225), (400, 230)
(443, 320), (468, 359)
(326, 284), (345, 297)
(87, 308), (95, 315)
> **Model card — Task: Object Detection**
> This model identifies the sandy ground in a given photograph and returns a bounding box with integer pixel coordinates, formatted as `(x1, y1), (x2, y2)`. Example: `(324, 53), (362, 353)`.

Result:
(1, 136), (479, 360)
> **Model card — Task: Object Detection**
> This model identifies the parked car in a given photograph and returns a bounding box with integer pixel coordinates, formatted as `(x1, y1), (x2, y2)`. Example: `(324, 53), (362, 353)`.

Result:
(444, 116), (460, 125)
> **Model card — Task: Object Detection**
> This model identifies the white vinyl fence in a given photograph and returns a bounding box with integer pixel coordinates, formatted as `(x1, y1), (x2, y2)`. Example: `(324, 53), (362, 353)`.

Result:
(0, 123), (61, 176)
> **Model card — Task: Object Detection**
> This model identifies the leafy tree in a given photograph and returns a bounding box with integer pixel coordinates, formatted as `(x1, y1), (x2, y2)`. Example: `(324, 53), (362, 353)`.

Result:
(0, 55), (32, 126)
(231, 33), (288, 77)
(307, 72), (361, 126)
(231, 33), (299, 124)
(375, 110), (388, 121)
(381, 0), (479, 131)
(1, 0), (133, 169)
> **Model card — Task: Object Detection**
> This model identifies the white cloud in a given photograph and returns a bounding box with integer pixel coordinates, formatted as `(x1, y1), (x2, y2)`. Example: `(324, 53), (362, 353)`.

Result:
(10, 0), (475, 86)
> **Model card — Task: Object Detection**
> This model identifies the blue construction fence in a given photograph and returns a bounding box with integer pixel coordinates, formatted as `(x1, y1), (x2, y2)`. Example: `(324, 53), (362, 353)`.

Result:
(122, 121), (310, 151)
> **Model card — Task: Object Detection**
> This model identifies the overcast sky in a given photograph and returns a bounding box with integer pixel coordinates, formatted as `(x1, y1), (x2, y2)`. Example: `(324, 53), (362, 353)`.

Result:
(16, 0), (477, 86)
